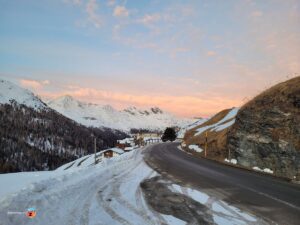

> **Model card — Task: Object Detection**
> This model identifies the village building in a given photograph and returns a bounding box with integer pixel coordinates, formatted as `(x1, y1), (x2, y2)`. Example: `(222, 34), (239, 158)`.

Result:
(133, 132), (161, 140)
(116, 138), (135, 149)
(101, 148), (124, 158)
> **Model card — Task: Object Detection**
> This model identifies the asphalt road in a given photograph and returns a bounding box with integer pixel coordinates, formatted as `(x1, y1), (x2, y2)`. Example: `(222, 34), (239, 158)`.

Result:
(144, 142), (300, 225)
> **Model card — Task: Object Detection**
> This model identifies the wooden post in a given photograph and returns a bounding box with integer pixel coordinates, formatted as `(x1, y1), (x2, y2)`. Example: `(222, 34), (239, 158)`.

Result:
(205, 131), (208, 158)
(94, 137), (96, 165)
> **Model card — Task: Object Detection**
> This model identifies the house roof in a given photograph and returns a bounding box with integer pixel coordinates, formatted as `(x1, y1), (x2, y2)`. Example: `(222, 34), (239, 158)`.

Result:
(102, 147), (124, 154)
(117, 138), (134, 144)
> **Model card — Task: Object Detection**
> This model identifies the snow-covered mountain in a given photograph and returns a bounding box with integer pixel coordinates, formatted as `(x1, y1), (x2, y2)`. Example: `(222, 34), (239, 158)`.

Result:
(47, 95), (195, 132)
(0, 79), (47, 110)
(0, 79), (127, 173)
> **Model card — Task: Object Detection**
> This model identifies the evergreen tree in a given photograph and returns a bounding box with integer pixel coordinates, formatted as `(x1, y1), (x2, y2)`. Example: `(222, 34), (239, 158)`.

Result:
(161, 127), (177, 142)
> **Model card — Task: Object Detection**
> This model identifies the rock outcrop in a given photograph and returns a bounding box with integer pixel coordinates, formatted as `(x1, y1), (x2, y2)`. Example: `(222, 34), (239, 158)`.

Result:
(227, 76), (300, 179)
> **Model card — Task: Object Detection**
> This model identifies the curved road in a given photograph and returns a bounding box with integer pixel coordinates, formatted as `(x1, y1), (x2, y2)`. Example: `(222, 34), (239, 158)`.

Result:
(144, 142), (300, 225)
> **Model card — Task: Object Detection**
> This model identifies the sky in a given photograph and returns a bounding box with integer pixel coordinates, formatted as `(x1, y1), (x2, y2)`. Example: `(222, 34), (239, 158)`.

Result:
(0, 0), (299, 118)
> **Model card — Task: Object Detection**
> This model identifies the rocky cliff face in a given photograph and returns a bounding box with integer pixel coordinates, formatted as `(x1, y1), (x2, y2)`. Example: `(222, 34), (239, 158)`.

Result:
(227, 76), (300, 179)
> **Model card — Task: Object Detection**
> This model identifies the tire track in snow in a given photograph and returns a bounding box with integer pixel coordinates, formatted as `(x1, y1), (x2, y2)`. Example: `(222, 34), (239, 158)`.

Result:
(136, 186), (168, 225)
(111, 163), (154, 225)
(96, 189), (132, 225)
(67, 188), (95, 225)
(95, 158), (141, 225)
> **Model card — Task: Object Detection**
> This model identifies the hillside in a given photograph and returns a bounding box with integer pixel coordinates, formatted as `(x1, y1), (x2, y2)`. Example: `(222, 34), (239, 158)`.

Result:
(0, 79), (127, 173)
(183, 76), (300, 179)
(182, 108), (238, 160)
(48, 95), (194, 132)
(227, 76), (300, 179)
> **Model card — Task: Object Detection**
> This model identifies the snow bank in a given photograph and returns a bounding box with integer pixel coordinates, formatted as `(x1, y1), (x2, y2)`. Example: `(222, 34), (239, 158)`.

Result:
(224, 158), (237, 165)
(253, 166), (274, 174)
(0, 171), (54, 200)
(188, 144), (203, 153)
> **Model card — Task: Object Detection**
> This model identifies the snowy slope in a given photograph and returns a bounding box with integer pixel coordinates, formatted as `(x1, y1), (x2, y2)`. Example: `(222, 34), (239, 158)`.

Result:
(0, 79), (46, 110)
(48, 95), (195, 132)
(0, 146), (262, 225)
(177, 117), (208, 139)
(194, 107), (239, 136)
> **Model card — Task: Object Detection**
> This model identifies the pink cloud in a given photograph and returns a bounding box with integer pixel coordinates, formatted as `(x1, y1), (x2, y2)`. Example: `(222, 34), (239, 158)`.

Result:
(251, 10), (263, 18)
(86, 0), (102, 28)
(138, 14), (161, 25)
(20, 79), (50, 90)
(39, 84), (242, 118)
(207, 51), (217, 56)
(113, 6), (129, 17)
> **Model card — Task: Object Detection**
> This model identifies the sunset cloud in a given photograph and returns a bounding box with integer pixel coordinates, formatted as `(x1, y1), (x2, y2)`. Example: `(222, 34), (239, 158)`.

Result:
(138, 14), (161, 26)
(39, 85), (241, 118)
(251, 10), (263, 18)
(20, 79), (50, 90)
(113, 6), (129, 17)
(86, 0), (102, 28)
(207, 51), (217, 57)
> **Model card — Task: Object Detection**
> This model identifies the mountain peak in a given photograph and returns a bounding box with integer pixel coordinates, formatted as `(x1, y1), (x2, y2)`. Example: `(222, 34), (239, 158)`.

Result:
(0, 78), (46, 110)
(48, 95), (83, 109)
(150, 107), (163, 114)
(55, 95), (75, 102)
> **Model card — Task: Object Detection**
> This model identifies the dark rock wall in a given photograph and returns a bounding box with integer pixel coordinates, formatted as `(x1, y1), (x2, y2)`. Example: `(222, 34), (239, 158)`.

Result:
(227, 77), (300, 179)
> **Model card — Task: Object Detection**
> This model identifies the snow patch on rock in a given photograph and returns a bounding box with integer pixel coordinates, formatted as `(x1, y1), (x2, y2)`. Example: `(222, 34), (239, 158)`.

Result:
(224, 158), (237, 165)
(188, 144), (203, 153)
(253, 166), (274, 174)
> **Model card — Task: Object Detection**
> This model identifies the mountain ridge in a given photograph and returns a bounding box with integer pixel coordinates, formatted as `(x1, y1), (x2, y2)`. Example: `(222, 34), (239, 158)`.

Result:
(47, 95), (195, 132)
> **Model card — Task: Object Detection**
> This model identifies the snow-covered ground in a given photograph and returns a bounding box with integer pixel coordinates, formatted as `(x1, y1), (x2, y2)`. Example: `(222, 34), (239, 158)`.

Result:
(169, 184), (259, 225)
(0, 146), (263, 225)
(0, 149), (160, 225)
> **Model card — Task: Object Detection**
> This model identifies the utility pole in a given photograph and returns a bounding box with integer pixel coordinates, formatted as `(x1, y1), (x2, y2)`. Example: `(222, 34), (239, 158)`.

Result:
(94, 137), (97, 165)
(204, 131), (208, 158)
